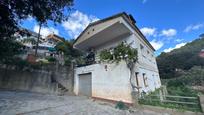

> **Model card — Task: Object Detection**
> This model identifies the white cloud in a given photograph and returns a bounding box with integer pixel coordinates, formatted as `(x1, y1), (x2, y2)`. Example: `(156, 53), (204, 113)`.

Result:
(33, 25), (59, 38)
(175, 38), (184, 42)
(62, 10), (99, 39)
(184, 24), (204, 32)
(163, 42), (186, 52)
(160, 29), (177, 37)
(140, 27), (157, 37)
(150, 39), (164, 50)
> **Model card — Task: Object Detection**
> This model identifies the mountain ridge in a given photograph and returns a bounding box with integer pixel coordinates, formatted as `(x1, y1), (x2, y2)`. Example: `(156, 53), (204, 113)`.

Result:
(157, 35), (204, 79)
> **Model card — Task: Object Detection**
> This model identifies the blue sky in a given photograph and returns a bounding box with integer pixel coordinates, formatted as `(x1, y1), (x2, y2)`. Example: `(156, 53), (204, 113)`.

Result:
(21, 0), (204, 55)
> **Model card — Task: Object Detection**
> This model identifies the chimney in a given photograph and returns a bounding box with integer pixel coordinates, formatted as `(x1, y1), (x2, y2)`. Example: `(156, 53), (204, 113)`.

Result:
(128, 14), (136, 25)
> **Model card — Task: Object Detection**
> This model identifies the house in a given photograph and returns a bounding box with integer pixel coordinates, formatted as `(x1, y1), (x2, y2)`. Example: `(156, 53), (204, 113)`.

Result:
(46, 34), (65, 46)
(16, 29), (64, 58)
(73, 12), (161, 104)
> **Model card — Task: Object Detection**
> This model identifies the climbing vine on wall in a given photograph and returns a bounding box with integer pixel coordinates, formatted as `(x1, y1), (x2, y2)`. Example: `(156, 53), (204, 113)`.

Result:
(100, 42), (138, 90)
(99, 42), (138, 64)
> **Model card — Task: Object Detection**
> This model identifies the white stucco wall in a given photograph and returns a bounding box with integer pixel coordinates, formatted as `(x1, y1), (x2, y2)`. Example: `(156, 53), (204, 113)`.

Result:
(74, 61), (133, 103)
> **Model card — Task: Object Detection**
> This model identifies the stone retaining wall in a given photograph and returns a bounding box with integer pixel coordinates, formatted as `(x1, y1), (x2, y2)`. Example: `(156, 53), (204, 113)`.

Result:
(0, 65), (74, 94)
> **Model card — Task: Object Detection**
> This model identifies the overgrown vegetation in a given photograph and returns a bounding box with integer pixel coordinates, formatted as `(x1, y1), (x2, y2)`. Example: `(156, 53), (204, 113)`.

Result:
(174, 66), (204, 86)
(161, 66), (204, 94)
(46, 56), (56, 63)
(167, 81), (198, 96)
(1, 57), (50, 71)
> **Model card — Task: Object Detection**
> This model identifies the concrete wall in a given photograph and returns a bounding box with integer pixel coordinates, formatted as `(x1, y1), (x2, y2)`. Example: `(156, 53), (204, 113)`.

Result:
(0, 65), (73, 94)
(74, 61), (161, 104)
(74, 61), (133, 104)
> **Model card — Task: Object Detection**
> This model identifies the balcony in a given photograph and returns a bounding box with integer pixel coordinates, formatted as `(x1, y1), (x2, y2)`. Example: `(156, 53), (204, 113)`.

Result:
(76, 51), (97, 67)
(74, 21), (132, 51)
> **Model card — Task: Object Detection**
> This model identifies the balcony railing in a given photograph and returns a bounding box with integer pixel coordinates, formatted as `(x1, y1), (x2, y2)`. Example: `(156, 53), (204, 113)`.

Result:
(76, 52), (96, 67)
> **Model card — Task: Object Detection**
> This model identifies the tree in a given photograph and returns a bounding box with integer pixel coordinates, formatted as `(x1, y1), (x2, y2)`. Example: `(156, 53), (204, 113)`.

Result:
(0, 0), (74, 61)
(0, 38), (23, 64)
(55, 40), (82, 65)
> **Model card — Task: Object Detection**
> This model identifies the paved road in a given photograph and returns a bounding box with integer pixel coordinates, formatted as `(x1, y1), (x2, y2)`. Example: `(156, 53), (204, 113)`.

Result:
(0, 90), (168, 115)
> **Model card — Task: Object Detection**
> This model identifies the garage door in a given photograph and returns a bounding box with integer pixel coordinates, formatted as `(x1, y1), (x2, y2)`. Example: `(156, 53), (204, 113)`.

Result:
(78, 73), (92, 97)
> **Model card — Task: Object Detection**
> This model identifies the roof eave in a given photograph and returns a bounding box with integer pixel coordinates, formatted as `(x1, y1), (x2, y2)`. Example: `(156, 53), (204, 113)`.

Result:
(73, 12), (155, 51)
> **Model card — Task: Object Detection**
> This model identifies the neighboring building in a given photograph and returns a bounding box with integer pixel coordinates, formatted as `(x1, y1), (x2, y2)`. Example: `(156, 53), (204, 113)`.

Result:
(73, 12), (161, 104)
(46, 34), (65, 46)
(16, 29), (64, 58)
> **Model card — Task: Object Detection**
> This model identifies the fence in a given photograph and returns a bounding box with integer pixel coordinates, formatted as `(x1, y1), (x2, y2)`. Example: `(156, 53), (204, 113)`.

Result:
(139, 93), (202, 112)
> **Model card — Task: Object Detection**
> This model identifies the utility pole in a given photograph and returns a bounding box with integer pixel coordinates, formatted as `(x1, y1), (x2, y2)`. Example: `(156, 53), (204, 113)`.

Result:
(35, 22), (42, 56)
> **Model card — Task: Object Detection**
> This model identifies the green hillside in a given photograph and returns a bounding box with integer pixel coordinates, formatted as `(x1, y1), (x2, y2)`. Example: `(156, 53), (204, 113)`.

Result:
(157, 34), (204, 79)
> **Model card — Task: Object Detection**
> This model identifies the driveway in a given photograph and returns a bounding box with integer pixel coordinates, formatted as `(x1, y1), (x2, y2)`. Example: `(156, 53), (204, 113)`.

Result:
(0, 90), (168, 115)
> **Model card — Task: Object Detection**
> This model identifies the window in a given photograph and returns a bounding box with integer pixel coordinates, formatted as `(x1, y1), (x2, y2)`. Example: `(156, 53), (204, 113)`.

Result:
(135, 72), (139, 86)
(143, 73), (148, 87)
(92, 28), (95, 31)
(140, 44), (144, 50)
(147, 50), (149, 54)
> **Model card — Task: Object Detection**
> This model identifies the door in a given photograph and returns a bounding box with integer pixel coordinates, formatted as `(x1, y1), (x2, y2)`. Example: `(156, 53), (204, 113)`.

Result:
(78, 73), (92, 97)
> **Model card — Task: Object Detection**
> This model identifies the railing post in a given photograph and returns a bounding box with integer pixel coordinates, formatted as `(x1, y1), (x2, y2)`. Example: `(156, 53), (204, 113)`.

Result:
(198, 95), (204, 113)
(159, 89), (164, 102)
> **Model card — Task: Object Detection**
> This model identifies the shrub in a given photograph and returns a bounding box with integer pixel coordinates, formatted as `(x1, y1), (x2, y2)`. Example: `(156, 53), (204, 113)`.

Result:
(167, 80), (184, 87)
(16, 59), (29, 70)
(46, 57), (56, 62)
(115, 101), (129, 110)
(167, 85), (198, 96)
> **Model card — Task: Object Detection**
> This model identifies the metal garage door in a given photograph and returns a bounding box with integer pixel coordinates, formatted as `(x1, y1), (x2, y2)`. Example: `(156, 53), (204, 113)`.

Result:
(78, 73), (92, 97)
